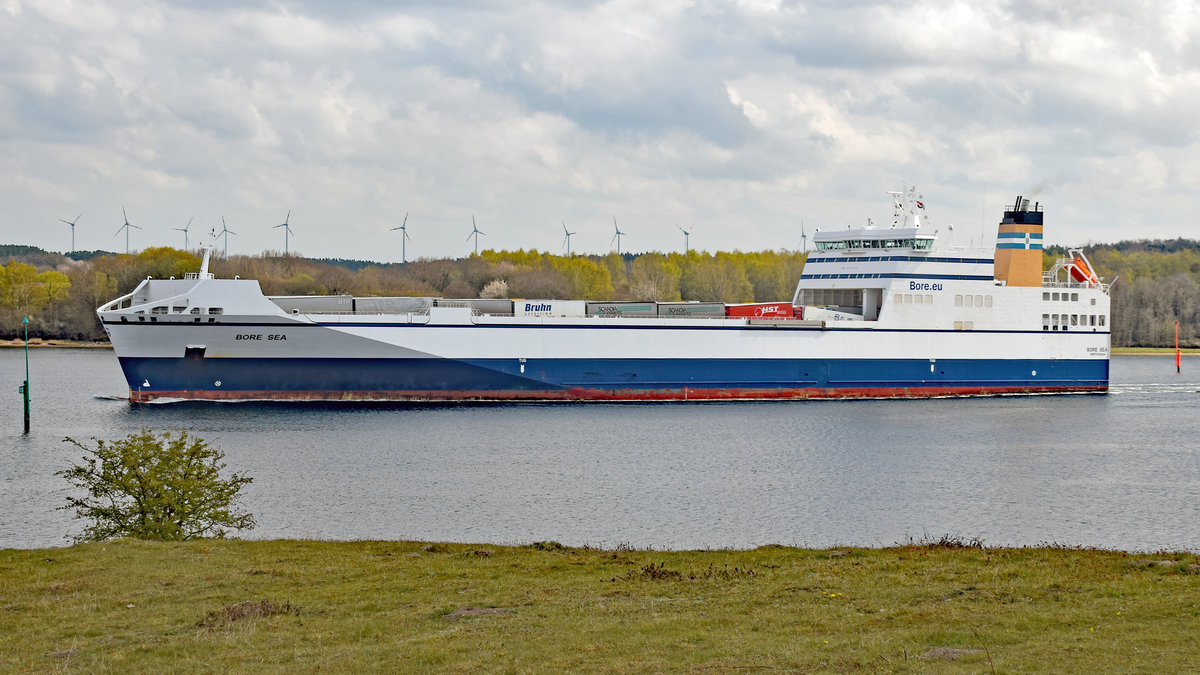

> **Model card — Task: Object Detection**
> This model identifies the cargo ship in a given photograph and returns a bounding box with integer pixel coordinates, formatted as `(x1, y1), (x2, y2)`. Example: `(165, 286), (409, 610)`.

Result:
(98, 190), (1110, 402)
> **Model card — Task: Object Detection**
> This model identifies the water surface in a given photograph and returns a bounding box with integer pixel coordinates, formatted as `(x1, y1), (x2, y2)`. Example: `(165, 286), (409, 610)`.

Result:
(2, 349), (1197, 551)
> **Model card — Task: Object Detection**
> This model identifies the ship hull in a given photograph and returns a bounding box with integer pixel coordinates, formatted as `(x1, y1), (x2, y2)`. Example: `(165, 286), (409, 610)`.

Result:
(116, 353), (1109, 402)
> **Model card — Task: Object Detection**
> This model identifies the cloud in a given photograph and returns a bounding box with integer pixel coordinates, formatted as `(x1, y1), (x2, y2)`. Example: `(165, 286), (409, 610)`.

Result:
(2, 0), (1200, 259)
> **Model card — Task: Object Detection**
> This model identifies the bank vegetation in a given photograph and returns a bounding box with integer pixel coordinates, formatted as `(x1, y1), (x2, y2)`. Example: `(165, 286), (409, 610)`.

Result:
(1, 238), (1197, 347)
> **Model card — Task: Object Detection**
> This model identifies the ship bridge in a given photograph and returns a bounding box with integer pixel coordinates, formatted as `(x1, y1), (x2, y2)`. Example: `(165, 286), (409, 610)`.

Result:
(794, 189), (995, 320)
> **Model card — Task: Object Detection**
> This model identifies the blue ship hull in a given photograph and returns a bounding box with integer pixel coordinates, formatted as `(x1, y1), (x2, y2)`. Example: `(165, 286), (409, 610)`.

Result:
(120, 356), (1110, 401)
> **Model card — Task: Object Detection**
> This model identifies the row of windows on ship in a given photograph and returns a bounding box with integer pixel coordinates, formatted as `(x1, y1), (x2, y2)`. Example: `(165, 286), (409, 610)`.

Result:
(891, 294), (995, 307)
(1042, 313), (1105, 330)
(949, 314), (1105, 331)
(893, 292), (1099, 308)
(815, 238), (935, 251)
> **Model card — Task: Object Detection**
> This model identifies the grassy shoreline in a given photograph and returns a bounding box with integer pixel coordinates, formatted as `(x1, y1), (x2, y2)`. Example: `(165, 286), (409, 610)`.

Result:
(1111, 347), (1199, 354)
(3, 539), (1197, 671)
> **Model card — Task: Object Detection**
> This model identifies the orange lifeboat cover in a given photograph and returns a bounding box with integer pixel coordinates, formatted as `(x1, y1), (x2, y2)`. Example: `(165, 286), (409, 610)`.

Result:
(1070, 258), (1098, 284)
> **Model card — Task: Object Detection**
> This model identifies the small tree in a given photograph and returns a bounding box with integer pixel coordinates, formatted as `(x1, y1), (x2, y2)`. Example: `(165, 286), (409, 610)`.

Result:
(58, 430), (255, 542)
(479, 278), (509, 299)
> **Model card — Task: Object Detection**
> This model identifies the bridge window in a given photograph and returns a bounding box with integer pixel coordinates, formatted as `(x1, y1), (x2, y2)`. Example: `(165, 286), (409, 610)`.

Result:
(1052, 292), (1060, 301)
(1043, 314), (1050, 330)
(1043, 292), (1050, 301)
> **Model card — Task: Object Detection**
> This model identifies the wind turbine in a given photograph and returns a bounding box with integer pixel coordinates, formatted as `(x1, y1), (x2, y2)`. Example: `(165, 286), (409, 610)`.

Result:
(390, 212), (411, 264)
(611, 217), (627, 255)
(219, 216), (237, 257)
(173, 217), (193, 249)
(114, 207), (141, 254)
(677, 224), (693, 252)
(561, 221), (577, 256)
(59, 212), (82, 253)
(274, 209), (294, 255)
(467, 215), (485, 255)
(800, 220), (808, 253)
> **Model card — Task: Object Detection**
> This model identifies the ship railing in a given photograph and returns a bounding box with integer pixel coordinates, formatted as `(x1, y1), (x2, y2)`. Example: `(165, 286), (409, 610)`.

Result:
(1041, 279), (1110, 293)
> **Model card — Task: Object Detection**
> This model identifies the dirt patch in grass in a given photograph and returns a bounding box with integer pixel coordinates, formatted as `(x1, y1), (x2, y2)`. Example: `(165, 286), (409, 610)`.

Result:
(619, 562), (756, 582)
(622, 562), (684, 581)
(445, 607), (512, 620)
(920, 647), (984, 661)
(199, 600), (299, 628)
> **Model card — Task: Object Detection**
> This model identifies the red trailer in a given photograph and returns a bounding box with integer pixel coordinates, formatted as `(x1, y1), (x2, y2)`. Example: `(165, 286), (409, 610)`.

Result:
(724, 302), (795, 319)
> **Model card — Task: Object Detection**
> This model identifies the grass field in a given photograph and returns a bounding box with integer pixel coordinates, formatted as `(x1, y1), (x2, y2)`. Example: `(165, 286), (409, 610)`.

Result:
(3, 539), (1198, 672)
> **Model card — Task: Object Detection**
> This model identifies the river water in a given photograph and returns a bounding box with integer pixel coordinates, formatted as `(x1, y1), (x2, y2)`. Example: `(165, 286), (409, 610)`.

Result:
(2, 349), (1198, 551)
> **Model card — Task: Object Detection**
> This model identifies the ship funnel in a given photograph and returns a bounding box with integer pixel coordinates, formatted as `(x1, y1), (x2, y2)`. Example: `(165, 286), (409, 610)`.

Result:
(993, 195), (1044, 287)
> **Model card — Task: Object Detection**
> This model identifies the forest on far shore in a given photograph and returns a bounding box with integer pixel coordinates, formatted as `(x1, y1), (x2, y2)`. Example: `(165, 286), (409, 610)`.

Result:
(0, 238), (1196, 347)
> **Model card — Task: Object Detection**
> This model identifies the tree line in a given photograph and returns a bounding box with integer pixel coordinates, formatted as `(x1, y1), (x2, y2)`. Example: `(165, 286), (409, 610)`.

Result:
(1, 240), (1198, 346)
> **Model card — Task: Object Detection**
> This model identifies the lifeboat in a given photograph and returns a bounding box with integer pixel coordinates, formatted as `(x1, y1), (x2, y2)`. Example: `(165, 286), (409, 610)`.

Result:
(1070, 255), (1100, 286)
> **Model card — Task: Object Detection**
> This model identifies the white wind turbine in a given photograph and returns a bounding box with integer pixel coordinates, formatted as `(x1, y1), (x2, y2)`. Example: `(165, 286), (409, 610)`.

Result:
(219, 216), (237, 257)
(114, 207), (141, 254)
(274, 209), (294, 255)
(173, 217), (193, 249)
(59, 212), (82, 253)
(611, 217), (627, 255)
(467, 216), (485, 255)
(390, 212), (412, 263)
(561, 221), (577, 256)
(677, 224), (693, 252)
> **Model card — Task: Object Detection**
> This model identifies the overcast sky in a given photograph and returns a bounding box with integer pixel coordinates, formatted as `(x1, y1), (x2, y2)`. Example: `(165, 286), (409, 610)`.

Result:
(3, 0), (1199, 262)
